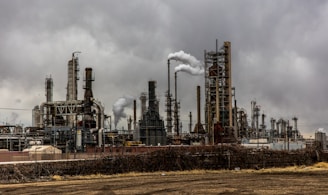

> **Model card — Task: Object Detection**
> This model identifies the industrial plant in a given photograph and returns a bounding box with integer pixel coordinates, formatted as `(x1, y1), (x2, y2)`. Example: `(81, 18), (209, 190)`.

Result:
(1, 40), (313, 155)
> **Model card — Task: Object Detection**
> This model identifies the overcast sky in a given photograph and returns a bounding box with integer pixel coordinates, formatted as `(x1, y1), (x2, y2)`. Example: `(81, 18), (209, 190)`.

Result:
(0, 0), (327, 137)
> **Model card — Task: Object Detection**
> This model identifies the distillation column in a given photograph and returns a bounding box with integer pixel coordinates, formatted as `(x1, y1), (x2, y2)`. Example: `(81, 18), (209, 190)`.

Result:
(83, 67), (94, 118)
(45, 76), (53, 126)
(66, 52), (80, 127)
(166, 60), (173, 135)
(292, 117), (298, 140)
(173, 72), (180, 136)
(205, 41), (233, 144)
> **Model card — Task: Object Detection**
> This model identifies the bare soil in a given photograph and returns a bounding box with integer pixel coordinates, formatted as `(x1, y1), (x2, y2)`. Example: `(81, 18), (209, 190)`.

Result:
(1, 169), (328, 195)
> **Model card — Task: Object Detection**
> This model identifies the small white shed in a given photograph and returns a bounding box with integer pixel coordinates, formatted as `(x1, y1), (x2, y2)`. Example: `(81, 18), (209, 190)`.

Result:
(23, 145), (62, 154)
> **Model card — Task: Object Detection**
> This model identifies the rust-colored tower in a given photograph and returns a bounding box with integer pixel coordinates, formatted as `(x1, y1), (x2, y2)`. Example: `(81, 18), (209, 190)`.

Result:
(205, 41), (233, 144)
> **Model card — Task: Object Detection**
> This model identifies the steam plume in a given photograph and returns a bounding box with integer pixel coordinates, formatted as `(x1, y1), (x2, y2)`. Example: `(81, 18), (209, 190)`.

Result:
(112, 95), (134, 128)
(174, 64), (204, 75)
(168, 50), (204, 75)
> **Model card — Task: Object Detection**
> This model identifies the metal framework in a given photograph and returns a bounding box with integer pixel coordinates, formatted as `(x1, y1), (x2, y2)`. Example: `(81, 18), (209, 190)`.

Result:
(205, 41), (233, 144)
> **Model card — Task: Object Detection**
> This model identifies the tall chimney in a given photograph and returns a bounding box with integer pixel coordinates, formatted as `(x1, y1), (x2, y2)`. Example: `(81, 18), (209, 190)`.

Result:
(189, 112), (192, 133)
(194, 85), (205, 134)
(45, 76), (53, 126)
(292, 117), (298, 131)
(196, 86), (201, 127)
(133, 99), (137, 130)
(84, 67), (94, 116)
(148, 81), (156, 112)
(45, 77), (53, 103)
(166, 59), (173, 134)
(140, 92), (147, 119)
(174, 72), (179, 136)
(261, 113), (266, 131)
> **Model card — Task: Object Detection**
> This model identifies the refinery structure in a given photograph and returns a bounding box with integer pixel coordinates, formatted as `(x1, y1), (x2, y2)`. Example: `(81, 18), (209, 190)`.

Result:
(0, 40), (309, 153)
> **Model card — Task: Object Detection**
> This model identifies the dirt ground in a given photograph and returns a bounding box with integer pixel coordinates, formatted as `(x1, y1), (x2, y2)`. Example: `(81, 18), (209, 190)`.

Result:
(1, 168), (328, 195)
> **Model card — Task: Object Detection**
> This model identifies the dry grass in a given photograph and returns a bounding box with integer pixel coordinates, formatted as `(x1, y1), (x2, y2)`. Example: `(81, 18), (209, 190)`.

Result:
(250, 162), (328, 173)
(51, 175), (63, 181)
(52, 162), (328, 181)
(313, 162), (328, 168)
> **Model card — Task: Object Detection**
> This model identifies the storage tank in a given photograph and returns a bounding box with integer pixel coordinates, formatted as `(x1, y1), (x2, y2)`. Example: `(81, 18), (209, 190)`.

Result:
(76, 129), (82, 151)
(315, 129), (327, 150)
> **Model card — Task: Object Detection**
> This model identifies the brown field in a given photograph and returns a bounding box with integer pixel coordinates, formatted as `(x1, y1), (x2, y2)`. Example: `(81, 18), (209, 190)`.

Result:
(1, 163), (328, 195)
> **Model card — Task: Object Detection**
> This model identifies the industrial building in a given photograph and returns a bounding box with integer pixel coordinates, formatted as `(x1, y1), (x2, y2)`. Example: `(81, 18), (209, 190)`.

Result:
(204, 41), (234, 144)
(139, 81), (166, 146)
(34, 53), (107, 152)
(0, 40), (307, 153)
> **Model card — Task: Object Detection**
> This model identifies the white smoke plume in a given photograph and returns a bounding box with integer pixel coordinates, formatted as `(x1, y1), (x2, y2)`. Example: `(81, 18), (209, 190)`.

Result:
(168, 50), (201, 65)
(168, 50), (204, 75)
(174, 64), (204, 75)
(112, 95), (134, 128)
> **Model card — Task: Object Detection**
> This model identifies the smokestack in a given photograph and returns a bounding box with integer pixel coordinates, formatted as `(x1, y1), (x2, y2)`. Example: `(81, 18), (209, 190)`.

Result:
(292, 117), (298, 131)
(194, 85), (205, 134)
(174, 72), (179, 136)
(45, 76), (53, 102)
(189, 111), (192, 133)
(261, 113), (266, 131)
(134, 99), (137, 130)
(197, 86), (201, 127)
(166, 59), (173, 134)
(84, 67), (94, 116)
(84, 68), (94, 98)
(148, 81), (157, 112)
(45, 76), (53, 126)
(140, 92), (147, 119)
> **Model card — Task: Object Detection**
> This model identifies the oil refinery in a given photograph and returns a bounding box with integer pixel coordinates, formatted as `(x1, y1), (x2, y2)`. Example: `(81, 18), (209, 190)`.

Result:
(0, 40), (314, 154)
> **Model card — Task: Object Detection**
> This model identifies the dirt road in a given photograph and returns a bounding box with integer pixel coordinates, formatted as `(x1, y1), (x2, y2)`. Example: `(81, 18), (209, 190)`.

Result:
(1, 169), (328, 195)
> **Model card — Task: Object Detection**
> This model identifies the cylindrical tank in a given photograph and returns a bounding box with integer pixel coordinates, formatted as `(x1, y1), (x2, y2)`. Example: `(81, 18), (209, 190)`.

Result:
(315, 131), (327, 150)
(76, 129), (82, 150)
(32, 105), (41, 127)
(98, 128), (103, 147)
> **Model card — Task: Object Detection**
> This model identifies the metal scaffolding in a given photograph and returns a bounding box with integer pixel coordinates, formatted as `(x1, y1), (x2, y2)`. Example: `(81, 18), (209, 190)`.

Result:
(205, 41), (233, 144)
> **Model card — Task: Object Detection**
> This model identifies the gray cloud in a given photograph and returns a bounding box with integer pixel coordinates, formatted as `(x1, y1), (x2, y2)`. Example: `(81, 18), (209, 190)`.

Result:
(0, 0), (327, 137)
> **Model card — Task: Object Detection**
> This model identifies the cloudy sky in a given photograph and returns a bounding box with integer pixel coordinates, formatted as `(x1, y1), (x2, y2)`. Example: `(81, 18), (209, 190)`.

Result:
(0, 0), (327, 137)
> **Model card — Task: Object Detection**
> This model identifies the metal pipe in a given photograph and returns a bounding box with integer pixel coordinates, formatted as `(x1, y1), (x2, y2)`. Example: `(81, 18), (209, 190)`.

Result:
(93, 99), (105, 129)
(98, 128), (104, 148)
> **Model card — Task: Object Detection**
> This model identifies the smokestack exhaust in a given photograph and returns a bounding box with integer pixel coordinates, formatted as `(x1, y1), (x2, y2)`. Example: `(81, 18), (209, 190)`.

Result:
(166, 59), (173, 134)
(194, 85), (205, 134)
(134, 99), (137, 130)
(174, 72), (179, 136)
(112, 96), (134, 128)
